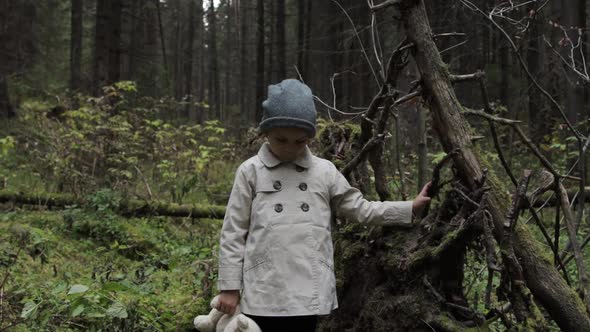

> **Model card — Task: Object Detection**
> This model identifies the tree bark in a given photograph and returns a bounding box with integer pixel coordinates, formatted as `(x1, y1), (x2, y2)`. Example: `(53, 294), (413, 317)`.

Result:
(239, 0), (250, 121)
(173, 0), (184, 101)
(184, 0), (197, 119)
(255, 0), (265, 123)
(208, 0), (220, 120)
(69, 0), (83, 92)
(296, 0), (305, 72)
(108, 0), (122, 84)
(0, 76), (15, 118)
(194, 0), (204, 122)
(527, 5), (548, 145)
(275, 0), (286, 80)
(562, 0), (586, 125)
(155, 0), (170, 93)
(93, 0), (110, 94)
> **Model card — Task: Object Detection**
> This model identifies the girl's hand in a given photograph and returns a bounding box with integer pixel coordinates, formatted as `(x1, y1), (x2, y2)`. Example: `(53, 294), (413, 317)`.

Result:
(217, 290), (240, 314)
(412, 181), (432, 218)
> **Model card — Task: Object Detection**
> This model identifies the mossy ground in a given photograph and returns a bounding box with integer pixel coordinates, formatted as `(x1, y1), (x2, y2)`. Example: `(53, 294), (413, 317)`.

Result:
(0, 207), (222, 331)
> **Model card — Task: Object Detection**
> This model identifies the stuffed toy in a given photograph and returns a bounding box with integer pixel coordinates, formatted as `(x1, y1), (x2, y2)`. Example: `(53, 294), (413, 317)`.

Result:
(194, 295), (262, 332)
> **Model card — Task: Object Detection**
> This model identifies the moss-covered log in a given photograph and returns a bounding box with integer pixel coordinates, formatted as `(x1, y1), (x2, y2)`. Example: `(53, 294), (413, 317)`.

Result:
(0, 190), (226, 219)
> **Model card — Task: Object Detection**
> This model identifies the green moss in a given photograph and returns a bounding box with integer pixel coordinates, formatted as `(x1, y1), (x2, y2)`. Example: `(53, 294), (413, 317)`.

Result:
(0, 210), (218, 330)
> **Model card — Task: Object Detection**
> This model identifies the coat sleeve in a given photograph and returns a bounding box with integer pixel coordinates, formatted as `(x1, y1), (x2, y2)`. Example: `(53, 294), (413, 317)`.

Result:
(328, 163), (413, 226)
(217, 164), (253, 290)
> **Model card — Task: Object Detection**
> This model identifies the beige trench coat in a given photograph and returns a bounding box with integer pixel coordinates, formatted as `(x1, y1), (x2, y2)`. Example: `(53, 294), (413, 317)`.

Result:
(217, 143), (413, 316)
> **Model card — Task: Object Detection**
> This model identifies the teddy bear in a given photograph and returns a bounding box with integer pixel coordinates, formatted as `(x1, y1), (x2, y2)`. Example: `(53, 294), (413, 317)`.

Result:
(194, 295), (262, 332)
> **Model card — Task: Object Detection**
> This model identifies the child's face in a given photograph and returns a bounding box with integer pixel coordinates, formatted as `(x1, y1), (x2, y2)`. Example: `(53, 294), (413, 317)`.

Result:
(266, 127), (311, 162)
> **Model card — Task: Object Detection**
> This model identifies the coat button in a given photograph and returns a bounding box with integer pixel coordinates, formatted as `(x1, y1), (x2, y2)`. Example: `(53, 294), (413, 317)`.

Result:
(299, 182), (307, 191)
(273, 181), (282, 190)
(301, 203), (309, 212)
(275, 203), (283, 213)
(296, 165), (305, 172)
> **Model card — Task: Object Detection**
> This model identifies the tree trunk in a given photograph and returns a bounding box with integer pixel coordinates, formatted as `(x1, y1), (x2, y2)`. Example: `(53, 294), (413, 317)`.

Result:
(255, 0), (265, 123)
(108, 0), (122, 84)
(93, 0), (110, 94)
(296, 0), (305, 72)
(417, 100), (428, 191)
(145, 3), (159, 97)
(208, 0), (220, 120)
(302, 0), (312, 80)
(527, 5), (549, 145)
(562, 0), (585, 125)
(0, 76), (15, 118)
(184, 0), (197, 119)
(223, 0), (233, 111)
(239, 0), (249, 122)
(69, 0), (83, 92)
(193, 0), (204, 122)
(127, 0), (141, 81)
(155, 0), (170, 94)
(173, 0), (184, 101)
(275, 0), (286, 80)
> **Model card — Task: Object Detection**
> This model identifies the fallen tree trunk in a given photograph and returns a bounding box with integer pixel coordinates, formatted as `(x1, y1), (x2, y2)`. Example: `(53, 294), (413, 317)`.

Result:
(401, 0), (590, 330)
(0, 190), (226, 219)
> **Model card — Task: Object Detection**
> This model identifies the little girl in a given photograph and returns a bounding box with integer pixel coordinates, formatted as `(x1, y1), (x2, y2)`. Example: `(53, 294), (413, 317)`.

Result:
(215, 79), (431, 332)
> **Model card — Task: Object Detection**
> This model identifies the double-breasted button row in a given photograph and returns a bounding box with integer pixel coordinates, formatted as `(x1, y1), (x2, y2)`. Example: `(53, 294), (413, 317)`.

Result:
(272, 181), (307, 191)
(273, 203), (310, 213)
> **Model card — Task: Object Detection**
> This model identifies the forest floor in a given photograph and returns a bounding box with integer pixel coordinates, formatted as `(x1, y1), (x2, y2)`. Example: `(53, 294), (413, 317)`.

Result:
(0, 205), (222, 331)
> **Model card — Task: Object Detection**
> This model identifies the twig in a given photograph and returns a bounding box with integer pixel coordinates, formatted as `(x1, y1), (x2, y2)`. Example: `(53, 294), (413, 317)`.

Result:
(367, 0), (385, 81)
(332, 0), (380, 86)
(369, 0), (401, 12)
(450, 71), (486, 83)
(459, 0), (585, 142)
(133, 165), (153, 201)
(463, 109), (574, 180)
(556, 181), (590, 310)
(488, 121), (517, 187)
(482, 210), (498, 308)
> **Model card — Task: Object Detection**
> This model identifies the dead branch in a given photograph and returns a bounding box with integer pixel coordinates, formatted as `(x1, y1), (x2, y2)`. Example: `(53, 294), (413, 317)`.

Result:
(459, 0), (585, 142)
(369, 0), (401, 12)
(449, 71), (485, 83)
(341, 134), (385, 178)
(556, 180), (590, 310)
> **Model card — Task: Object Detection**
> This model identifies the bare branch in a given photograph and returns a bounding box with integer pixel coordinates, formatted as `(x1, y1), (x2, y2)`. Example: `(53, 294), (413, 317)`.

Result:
(450, 72), (486, 83)
(332, 0), (381, 86)
(556, 181), (590, 311)
(459, 0), (585, 142)
(369, 0), (401, 12)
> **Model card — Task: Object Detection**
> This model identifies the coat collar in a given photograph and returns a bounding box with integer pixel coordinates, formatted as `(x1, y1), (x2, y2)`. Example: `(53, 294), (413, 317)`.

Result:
(257, 142), (312, 169)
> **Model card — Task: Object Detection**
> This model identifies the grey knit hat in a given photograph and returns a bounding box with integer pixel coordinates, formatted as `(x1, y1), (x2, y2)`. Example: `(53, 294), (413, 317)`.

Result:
(259, 79), (317, 137)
